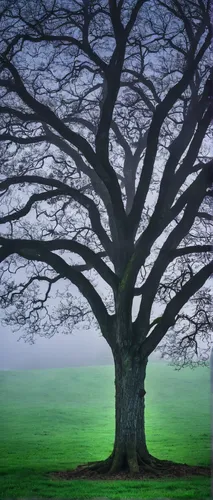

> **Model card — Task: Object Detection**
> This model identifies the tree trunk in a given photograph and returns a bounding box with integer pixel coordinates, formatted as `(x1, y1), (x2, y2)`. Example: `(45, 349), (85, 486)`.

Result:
(109, 350), (150, 474)
(79, 346), (172, 475)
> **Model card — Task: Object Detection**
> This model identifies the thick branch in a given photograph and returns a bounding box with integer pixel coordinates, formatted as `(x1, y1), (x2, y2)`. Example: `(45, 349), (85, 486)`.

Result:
(1, 57), (130, 249)
(134, 168), (211, 332)
(0, 236), (117, 291)
(0, 133), (47, 144)
(128, 28), (211, 234)
(0, 105), (40, 122)
(0, 239), (113, 342)
(171, 245), (213, 258)
(108, 0), (125, 42)
(0, 175), (113, 257)
(170, 158), (213, 221)
(125, 0), (148, 36)
(133, 244), (213, 295)
(128, 151), (213, 299)
(94, 4), (149, 232)
(197, 212), (213, 221)
(0, 189), (63, 223)
(0, 58), (113, 188)
(152, 77), (212, 212)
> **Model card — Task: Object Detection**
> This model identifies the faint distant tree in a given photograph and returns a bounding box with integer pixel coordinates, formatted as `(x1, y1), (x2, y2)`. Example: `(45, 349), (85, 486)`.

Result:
(0, 0), (212, 475)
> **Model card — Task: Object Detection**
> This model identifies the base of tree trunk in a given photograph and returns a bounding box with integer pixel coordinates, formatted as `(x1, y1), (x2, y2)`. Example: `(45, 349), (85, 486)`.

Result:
(50, 453), (210, 481)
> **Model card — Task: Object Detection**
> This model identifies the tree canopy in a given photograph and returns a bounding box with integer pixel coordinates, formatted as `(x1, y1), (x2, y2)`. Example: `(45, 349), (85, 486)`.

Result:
(0, 0), (212, 367)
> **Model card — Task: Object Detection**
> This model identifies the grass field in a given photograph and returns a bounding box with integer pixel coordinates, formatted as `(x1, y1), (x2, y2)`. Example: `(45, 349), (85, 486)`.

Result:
(0, 362), (211, 499)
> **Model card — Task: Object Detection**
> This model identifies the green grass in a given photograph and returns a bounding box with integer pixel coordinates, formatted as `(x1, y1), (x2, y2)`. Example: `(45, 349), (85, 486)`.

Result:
(0, 362), (211, 499)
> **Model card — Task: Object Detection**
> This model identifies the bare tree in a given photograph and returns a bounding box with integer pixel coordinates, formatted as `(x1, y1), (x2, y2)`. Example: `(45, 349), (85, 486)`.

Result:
(0, 0), (212, 475)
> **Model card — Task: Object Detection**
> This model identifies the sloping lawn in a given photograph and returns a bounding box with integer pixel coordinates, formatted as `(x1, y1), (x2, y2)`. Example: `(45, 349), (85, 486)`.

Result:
(0, 362), (211, 498)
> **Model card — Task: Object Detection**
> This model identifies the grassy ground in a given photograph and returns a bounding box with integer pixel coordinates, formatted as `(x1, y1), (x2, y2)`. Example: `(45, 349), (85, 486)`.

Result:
(0, 362), (211, 499)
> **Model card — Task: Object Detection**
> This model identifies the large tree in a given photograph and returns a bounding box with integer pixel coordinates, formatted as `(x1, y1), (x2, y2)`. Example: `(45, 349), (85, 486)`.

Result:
(0, 0), (212, 475)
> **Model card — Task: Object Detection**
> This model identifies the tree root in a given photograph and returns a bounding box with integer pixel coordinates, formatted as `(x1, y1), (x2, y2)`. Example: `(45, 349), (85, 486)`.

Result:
(79, 457), (112, 472)
(147, 454), (178, 469)
(137, 455), (157, 473)
(51, 458), (211, 481)
(74, 450), (177, 477)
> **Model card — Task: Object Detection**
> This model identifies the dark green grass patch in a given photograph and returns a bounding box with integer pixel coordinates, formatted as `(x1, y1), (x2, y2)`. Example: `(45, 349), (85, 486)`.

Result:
(0, 362), (211, 498)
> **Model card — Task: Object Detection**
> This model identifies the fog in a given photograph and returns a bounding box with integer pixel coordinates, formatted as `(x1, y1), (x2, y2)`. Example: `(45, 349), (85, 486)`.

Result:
(0, 326), (111, 370)
(0, 325), (162, 371)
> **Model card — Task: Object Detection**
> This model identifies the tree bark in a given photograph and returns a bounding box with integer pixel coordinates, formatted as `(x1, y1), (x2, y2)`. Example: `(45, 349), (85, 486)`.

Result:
(109, 350), (150, 474)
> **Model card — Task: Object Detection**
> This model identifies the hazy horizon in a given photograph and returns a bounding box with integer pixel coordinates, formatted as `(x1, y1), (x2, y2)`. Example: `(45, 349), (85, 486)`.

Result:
(0, 323), (164, 371)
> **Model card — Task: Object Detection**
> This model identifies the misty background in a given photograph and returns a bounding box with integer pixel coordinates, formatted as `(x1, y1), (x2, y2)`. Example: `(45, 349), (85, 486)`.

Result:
(0, 324), (161, 371)
(0, 268), (162, 371)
